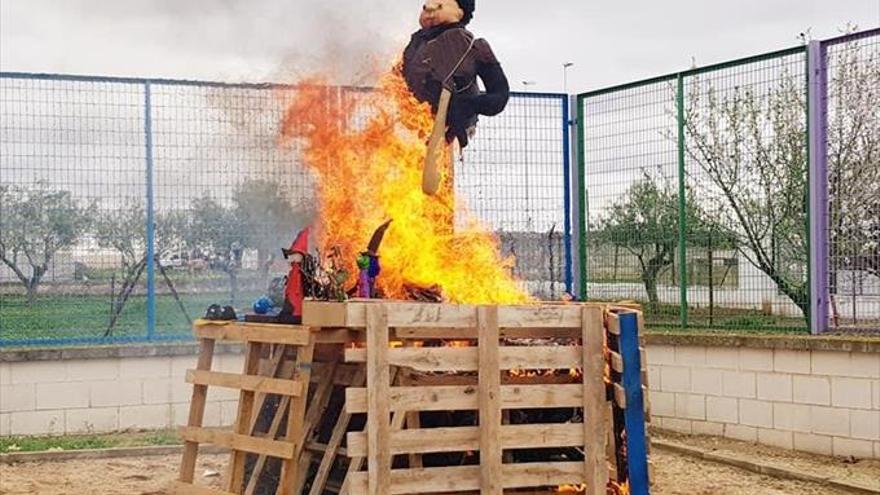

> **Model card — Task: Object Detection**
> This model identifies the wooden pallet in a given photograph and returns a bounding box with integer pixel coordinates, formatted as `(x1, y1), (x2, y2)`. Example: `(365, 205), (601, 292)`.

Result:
(297, 301), (649, 495)
(174, 322), (320, 495)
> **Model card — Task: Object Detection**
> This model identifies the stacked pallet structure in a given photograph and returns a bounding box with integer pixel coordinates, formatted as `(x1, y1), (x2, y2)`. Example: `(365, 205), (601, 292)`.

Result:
(174, 301), (651, 495)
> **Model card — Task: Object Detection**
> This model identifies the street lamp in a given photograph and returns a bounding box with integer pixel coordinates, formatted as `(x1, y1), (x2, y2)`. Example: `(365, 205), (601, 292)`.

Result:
(521, 80), (537, 92)
(563, 62), (574, 94)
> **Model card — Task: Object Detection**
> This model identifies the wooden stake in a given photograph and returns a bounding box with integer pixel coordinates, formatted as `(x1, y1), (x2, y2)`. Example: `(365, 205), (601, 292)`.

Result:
(478, 306), (502, 495)
(276, 337), (316, 495)
(366, 304), (391, 495)
(582, 307), (609, 495)
(179, 338), (216, 484)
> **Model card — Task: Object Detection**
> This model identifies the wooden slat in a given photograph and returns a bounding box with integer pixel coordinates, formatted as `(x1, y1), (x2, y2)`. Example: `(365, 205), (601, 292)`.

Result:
(605, 313), (620, 336)
(346, 423), (585, 457)
(276, 337), (316, 495)
(394, 327), (580, 340)
(345, 346), (582, 372)
(366, 305), (391, 495)
(347, 462), (585, 495)
(308, 367), (366, 495)
(186, 370), (303, 397)
(345, 384), (584, 414)
(339, 394), (406, 493)
(613, 383), (627, 409)
(609, 351), (624, 374)
(345, 384), (582, 413)
(582, 306), (610, 495)
(303, 301), (586, 329)
(178, 427), (295, 459)
(193, 324), (311, 346)
(403, 373), (579, 387)
(227, 342), (263, 491)
(178, 338), (215, 484)
(478, 306), (502, 495)
(173, 481), (237, 495)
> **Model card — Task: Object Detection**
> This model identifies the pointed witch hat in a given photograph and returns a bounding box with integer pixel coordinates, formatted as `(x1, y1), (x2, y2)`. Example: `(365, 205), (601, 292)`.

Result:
(362, 220), (392, 257)
(282, 228), (310, 259)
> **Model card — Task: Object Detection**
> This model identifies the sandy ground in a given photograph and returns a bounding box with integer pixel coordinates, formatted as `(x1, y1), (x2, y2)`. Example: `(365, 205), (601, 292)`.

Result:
(0, 448), (870, 495)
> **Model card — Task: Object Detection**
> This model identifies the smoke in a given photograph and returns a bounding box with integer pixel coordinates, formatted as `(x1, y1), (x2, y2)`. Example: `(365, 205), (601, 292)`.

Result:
(1, 0), (417, 84)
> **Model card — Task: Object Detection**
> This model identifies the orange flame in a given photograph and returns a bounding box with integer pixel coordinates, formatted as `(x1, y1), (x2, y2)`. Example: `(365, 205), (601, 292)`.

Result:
(279, 69), (530, 304)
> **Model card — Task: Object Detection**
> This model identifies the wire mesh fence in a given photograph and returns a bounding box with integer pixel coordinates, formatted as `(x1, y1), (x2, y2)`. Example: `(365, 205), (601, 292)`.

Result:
(823, 29), (880, 332)
(579, 47), (812, 331)
(0, 74), (570, 346)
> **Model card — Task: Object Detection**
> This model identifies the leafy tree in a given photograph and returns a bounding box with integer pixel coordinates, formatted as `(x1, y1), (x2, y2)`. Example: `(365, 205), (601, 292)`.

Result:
(93, 203), (188, 329)
(682, 68), (810, 319)
(185, 194), (246, 305)
(0, 183), (93, 304)
(232, 180), (313, 278)
(595, 173), (719, 311)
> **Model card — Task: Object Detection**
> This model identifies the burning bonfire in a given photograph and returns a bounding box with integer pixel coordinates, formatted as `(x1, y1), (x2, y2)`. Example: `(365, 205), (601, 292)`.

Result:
(278, 70), (530, 305)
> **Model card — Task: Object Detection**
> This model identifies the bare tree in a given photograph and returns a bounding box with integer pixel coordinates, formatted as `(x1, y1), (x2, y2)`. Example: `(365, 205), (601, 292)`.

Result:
(827, 38), (880, 295)
(682, 68), (810, 318)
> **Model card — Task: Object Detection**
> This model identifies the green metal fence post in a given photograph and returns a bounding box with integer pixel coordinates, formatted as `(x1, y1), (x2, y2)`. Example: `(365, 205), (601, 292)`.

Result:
(676, 74), (689, 329)
(576, 95), (588, 300)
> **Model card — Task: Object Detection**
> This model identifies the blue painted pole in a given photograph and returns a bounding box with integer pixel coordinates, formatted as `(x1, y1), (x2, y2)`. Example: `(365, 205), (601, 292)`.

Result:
(619, 312), (650, 495)
(145, 82), (157, 340)
(562, 96), (574, 295)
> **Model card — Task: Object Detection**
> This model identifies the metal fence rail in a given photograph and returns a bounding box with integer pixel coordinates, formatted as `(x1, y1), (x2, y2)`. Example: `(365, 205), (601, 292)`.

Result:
(0, 73), (570, 347)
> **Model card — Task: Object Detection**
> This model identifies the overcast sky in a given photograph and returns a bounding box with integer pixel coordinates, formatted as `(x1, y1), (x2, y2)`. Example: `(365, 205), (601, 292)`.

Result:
(2, 0), (879, 93)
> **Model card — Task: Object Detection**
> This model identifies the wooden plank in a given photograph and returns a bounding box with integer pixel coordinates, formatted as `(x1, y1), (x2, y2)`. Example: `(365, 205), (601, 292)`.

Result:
(179, 338), (215, 484)
(609, 351), (624, 374)
(347, 462), (584, 495)
(346, 423), (585, 457)
(340, 393), (408, 495)
(313, 328), (361, 344)
(276, 337), (316, 495)
(404, 373), (579, 387)
(227, 342), (263, 492)
(173, 481), (237, 495)
(605, 313), (620, 336)
(186, 370), (303, 397)
(613, 383), (627, 409)
(582, 306), (610, 495)
(308, 367), (366, 495)
(478, 306), (502, 495)
(366, 305), (391, 495)
(178, 427), (295, 459)
(394, 327), (580, 340)
(194, 324), (311, 346)
(345, 345), (582, 372)
(345, 383), (583, 414)
(304, 301), (586, 329)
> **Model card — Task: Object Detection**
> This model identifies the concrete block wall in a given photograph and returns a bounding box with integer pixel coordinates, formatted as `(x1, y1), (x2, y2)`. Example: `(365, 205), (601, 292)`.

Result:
(645, 336), (880, 459)
(0, 346), (245, 437)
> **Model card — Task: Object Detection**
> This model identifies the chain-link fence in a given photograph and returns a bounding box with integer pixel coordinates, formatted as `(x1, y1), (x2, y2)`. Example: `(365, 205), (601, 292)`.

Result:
(0, 74), (571, 347)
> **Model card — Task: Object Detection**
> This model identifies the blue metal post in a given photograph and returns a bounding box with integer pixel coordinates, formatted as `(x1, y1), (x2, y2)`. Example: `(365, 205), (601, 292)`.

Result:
(619, 311), (650, 495)
(562, 96), (574, 295)
(807, 41), (829, 335)
(145, 82), (157, 340)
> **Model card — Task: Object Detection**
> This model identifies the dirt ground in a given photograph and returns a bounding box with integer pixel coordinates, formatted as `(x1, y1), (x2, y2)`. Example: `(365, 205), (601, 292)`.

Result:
(0, 448), (871, 495)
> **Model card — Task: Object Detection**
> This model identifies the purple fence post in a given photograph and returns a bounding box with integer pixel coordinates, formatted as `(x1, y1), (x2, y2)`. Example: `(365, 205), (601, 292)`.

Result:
(807, 40), (829, 335)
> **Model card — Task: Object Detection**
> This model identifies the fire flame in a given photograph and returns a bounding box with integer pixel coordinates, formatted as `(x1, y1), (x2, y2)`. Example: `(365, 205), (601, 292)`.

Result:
(278, 69), (530, 304)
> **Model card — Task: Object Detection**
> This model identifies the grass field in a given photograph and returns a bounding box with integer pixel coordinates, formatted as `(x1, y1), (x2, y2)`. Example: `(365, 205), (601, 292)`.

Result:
(0, 291), (262, 343)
